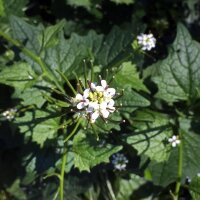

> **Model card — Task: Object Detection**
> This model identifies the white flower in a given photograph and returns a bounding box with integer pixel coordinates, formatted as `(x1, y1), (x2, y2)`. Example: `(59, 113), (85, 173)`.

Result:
(96, 80), (116, 99)
(197, 173), (200, 177)
(75, 89), (90, 109)
(88, 101), (109, 123)
(111, 153), (128, 171)
(2, 108), (17, 120)
(168, 135), (180, 147)
(74, 79), (117, 123)
(88, 100), (116, 123)
(137, 33), (156, 51)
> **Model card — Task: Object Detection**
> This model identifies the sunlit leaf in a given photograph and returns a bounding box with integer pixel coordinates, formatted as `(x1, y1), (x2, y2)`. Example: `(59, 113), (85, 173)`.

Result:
(73, 131), (122, 172)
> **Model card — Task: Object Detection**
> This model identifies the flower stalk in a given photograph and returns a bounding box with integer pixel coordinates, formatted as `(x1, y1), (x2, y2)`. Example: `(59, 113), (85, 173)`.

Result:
(60, 119), (81, 200)
(174, 131), (183, 200)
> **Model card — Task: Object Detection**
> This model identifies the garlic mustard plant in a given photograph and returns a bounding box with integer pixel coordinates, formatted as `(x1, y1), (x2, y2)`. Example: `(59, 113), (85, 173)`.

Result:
(75, 79), (116, 123)
(168, 135), (180, 147)
(137, 33), (156, 51)
(111, 153), (128, 171)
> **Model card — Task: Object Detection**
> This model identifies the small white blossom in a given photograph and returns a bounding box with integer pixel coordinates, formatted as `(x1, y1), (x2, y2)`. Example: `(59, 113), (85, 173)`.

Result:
(2, 108), (17, 120)
(111, 153), (128, 171)
(97, 80), (116, 99)
(197, 173), (200, 177)
(75, 79), (116, 123)
(75, 89), (90, 109)
(137, 33), (156, 51)
(168, 135), (180, 147)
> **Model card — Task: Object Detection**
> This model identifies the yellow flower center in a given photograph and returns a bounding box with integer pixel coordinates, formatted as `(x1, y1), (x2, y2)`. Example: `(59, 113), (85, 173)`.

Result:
(89, 91), (104, 104)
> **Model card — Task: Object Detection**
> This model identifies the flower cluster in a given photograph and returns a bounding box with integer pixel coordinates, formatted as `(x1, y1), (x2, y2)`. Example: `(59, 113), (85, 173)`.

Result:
(168, 135), (180, 147)
(111, 153), (128, 171)
(2, 108), (17, 120)
(75, 80), (116, 123)
(137, 33), (156, 51)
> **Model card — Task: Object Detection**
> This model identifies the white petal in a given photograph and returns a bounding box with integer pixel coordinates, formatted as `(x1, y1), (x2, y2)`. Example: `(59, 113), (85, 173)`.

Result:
(76, 93), (83, 101)
(86, 106), (94, 113)
(91, 111), (99, 121)
(89, 102), (99, 110)
(107, 99), (115, 107)
(172, 135), (177, 140)
(83, 99), (89, 106)
(95, 86), (104, 92)
(83, 89), (90, 98)
(90, 82), (96, 91)
(108, 107), (115, 113)
(105, 88), (116, 97)
(137, 35), (142, 40)
(101, 80), (107, 89)
(77, 102), (85, 109)
(172, 142), (176, 147)
(100, 102), (107, 110)
(101, 109), (109, 118)
(168, 138), (173, 143)
(148, 33), (153, 38)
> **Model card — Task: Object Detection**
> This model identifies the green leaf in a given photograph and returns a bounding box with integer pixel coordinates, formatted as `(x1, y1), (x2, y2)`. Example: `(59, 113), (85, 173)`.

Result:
(179, 118), (200, 178)
(10, 15), (41, 54)
(0, 62), (35, 90)
(3, 0), (28, 18)
(73, 131), (122, 172)
(6, 179), (26, 200)
(110, 0), (134, 5)
(38, 20), (65, 50)
(94, 112), (122, 133)
(118, 88), (150, 114)
(0, 63), (46, 107)
(148, 117), (200, 187)
(96, 26), (134, 68)
(116, 174), (147, 200)
(15, 110), (60, 147)
(147, 149), (178, 187)
(189, 176), (200, 200)
(9, 17), (143, 79)
(114, 61), (149, 92)
(123, 110), (172, 162)
(14, 87), (46, 107)
(67, 0), (91, 9)
(152, 23), (200, 103)
(45, 30), (103, 77)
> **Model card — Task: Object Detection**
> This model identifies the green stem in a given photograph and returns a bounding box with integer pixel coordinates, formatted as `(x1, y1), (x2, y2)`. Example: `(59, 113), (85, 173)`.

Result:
(90, 59), (94, 82)
(60, 147), (67, 200)
(59, 119), (81, 200)
(64, 118), (81, 143)
(0, 30), (65, 93)
(174, 132), (183, 200)
(56, 69), (77, 96)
